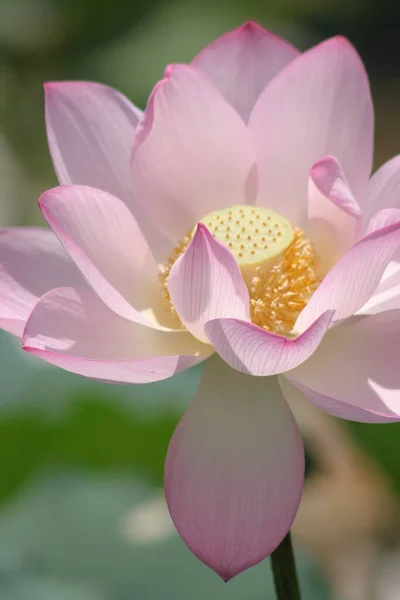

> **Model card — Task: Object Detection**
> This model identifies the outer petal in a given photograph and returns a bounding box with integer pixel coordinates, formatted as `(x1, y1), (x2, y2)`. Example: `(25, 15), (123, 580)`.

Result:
(296, 221), (400, 331)
(168, 224), (250, 343)
(165, 354), (304, 580)
(0, 227), (85, 337)
(249, 37), (373, 226)
(131, 64), (256, 244)
(45, 81), (141, 204)
(192, 21), (299, 122)
(363, 155), (400, 228)
(204, 310), (333, 376)
(287, 311), (400, 422)
(307, 156), (361, 267)
(39, 185), (165, 328)
(44, 81), (165, 255)
(23, 287), (209, 383)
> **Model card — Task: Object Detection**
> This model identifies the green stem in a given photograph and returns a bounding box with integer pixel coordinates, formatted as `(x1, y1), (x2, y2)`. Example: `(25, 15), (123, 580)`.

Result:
(270, 531), (302, 600)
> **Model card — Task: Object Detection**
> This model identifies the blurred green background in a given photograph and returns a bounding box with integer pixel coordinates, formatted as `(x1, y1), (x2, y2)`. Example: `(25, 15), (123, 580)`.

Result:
(1, 0), (400, 598)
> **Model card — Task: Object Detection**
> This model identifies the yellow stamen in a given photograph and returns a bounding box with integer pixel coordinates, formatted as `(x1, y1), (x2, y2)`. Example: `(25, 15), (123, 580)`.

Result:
(249, 228), (321, 335)
(159, 205), (321, 335)
(159, 230), (192, 320)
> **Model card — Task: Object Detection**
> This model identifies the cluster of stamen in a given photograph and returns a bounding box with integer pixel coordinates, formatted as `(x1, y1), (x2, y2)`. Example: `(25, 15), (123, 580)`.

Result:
(159, 230), (192, 319)
(159, 206), (321, 336)
(249, 228), (321, 335)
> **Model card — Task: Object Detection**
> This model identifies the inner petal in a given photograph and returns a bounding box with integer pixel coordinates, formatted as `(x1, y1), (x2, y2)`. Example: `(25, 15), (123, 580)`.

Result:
(160, 205), (321, 336)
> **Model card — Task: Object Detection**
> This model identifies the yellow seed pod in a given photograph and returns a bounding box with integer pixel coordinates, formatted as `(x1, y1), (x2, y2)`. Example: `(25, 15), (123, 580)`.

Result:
(196, 205), (294, 285)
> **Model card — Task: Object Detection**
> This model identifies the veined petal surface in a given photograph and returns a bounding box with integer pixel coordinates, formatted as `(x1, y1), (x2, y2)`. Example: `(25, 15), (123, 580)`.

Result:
(0, 227), (85, 336)
(168, 224), (250, 343)
(193, 21), (299, 122)
(287, 311), (400, 422)
(165, 355), (304, 579)
(131, 64), (256, 243)
(23, 287), (209, 383)
(249, 37), (373, 227)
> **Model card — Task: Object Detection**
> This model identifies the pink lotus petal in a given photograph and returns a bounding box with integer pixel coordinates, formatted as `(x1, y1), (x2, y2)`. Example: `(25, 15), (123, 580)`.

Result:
(204, 310), (333, 375)
(0, 227), (85, 337)
(39, 185), (165, 328)
(168, 224), (250, 343)
(0, 319), (25, 337)
(358, 260), (400, 314)
(249, 37), (373, 227)
(287, 311), (400, 422)
(363, 155), (400, 228)
(309, 155), (361, 220)
(193, 21), (299, 122)
(45, 81), (140, 206)
(131, 64), (256, 244)
(366, 208), (400, 234)
(165, 355), (304, 580)
(296, 221), (400, 331)
(363, 208), (400, 314)
(23, 287), (209, 383)
(308, 156), (361, 266)
(45, 81), (168, 257)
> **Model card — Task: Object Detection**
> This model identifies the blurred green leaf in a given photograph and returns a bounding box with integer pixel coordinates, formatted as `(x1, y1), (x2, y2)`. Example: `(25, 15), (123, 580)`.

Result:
(0, 413), (51, 502)
(1, 576), (104, 600)
(52, 397), (179, 482)
(0, 397), (180, 503)
(0, 470), (331, 600)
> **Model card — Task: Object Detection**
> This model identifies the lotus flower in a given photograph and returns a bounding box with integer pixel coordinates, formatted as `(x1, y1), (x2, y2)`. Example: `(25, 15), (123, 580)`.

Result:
(1, 21), (400, 580)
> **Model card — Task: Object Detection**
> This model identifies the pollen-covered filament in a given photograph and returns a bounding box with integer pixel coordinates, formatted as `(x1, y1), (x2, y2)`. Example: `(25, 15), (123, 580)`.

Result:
(159, 205), (321, 336)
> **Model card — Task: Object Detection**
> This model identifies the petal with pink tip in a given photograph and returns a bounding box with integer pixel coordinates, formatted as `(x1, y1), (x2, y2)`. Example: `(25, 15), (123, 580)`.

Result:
(296, 221), (400, 331)
(363, 155), (400, 228)
(249, 37), (373, 226)
(45, 81), (165, 255)
(168, 224), (250, 343)
(0, 227), (85, 337)
(131, 64), (256, 243)
(193, 21), (299, 122)
(309, 155), (360, 220)
(287, 311), (400, 422)
(39, 185), (165, 328)
(45, 81), (141, 205)
(165, 354), (304, 580)
(204, 310), (333, 375)
(308, 156), (361, 266)
(23, 287), (209, 383)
